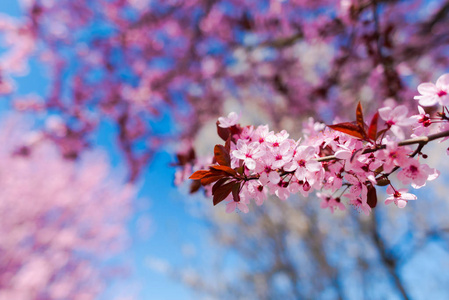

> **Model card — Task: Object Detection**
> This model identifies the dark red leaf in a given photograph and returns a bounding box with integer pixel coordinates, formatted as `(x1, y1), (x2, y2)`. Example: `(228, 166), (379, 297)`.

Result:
(213, 181), (236, 206)
(189, 170), (209, 180)
(328, 122), (366, 139)
(210, 165), (237, 176)
(224, 135), (232, 153)
(214, 145), (231, 166)
(212, 178), (230, 195)
(356, 101), (365, 130)
(216, 121), (231, 141)
(368, 112), (379, 141)
(175, 153), (187, 166)
(367, 184), (377, 208)
(232, 182), (241, 202)
(173, 148), (196, 166)
(187, 148), (196, 161)
(189, 180), (201, 193)
(201, 175), (225, 186)
(229, 124), (243, 136)
(236, 165), (244, 176)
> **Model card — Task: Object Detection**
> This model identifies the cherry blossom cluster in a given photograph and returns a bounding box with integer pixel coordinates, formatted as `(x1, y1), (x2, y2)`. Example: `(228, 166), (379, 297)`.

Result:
(180, 74), (449, 215)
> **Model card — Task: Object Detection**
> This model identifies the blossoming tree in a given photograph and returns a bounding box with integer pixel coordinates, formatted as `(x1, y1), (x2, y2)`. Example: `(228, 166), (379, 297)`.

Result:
(0, 118), (134, 300)
(2, 0), (449, 179)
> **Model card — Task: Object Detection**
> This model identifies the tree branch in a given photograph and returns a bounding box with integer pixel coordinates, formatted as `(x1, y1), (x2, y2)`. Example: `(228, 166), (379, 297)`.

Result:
(316, 129), (449, 162)
(371, 210), (411, 300)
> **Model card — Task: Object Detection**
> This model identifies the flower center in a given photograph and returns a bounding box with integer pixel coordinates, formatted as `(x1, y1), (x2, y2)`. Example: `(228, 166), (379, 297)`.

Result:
(409, 165), (418, 173)
(437, 90), (447, 97)
(419, 115), (432, 127)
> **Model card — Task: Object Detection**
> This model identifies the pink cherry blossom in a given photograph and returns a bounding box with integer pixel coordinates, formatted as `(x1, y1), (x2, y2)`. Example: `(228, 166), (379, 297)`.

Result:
(243, 181), (267, 206)
(257, 155), (281, 185)
(347, 194), (371, 216)
(265, 130), (290, 148)
(376, 141), (412, 173)
(232, 140), (264, 170)
(411, 106), (432, 137)
(218, 112), (240, 128)
(270, 140), (294, 169)
(414, 73), (449, 106)
(284, 145), (321, 181)
(397, 159), (439, 189)
(378, 105), (415, 140)
(226, 197), (250, 213)
(385, 185), (417, 208)
(344, 173), (368, 203)
(318, 193), (346, 213)
(322, 162), (344, 192)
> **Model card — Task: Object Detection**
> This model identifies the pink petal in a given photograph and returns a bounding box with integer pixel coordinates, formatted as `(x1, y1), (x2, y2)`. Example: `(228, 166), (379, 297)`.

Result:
(401, 193), (417, 201)
(237, 202), (249, 213)
(268, 171), (281, 184)
(378, 107), (392, 121)
(391, 105), (408, 119)
(386, 185), (395, 194)
(397, 200), (407, 208)
(385, 197), (394, 205)
(390, 125), (405, 140)
(226, 202), (236, 213)
(436, 73), (449, 89)
(335, 149), (351, 159)
(417, 105), (426, 115)
(306, 160), (322, 172)
(283, 161), (297, 172)
(245, 159), (256, 170)
(232, 150), (245, 160)
(415, 95), (438, 107)
(417, 82), (438, 95)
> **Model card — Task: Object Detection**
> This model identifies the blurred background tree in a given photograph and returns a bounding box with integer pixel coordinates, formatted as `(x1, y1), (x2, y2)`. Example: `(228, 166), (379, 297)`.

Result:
(0, 117), (133, 300)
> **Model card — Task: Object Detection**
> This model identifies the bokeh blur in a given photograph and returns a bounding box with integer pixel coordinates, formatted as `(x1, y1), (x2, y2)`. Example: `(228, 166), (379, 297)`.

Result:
(1, 0), (449, 299)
